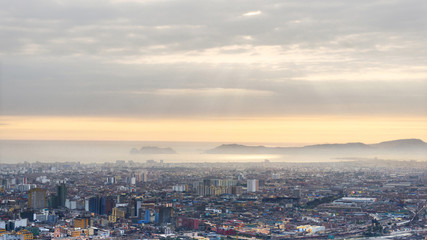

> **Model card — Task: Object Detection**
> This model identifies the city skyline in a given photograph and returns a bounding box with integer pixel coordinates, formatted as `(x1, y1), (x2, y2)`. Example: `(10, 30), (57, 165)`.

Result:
(1, 1), (426, 236)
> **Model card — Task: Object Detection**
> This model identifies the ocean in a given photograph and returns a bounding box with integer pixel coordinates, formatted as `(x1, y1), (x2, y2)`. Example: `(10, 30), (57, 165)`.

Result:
(0, 140), (425, 164)
(0, 140), (282, 164)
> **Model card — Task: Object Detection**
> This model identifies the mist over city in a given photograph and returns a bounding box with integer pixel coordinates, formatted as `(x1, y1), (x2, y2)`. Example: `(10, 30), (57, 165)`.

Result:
(0, 0), (426, 239)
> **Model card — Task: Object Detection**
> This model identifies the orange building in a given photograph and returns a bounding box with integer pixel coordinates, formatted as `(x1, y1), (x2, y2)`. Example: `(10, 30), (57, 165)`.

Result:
(73, 217), (90, 229)
(17, 229), (34, 240)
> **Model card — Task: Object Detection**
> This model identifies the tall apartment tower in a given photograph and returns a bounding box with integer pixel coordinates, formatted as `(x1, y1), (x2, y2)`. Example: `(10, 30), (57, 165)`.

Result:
(57, 183), (67, 207)
(247, 179), (259, 192)
(28, 188), (47, 209)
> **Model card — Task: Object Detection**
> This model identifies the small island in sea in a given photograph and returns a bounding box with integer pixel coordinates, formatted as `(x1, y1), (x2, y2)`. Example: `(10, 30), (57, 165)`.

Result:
(130, 146), (177, 154)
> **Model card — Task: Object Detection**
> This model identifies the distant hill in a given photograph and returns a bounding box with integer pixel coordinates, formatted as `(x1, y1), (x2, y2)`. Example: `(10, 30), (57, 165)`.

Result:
(205, 139), (427, 155)
(204, 144), (300, 154)
(371, 139), (426, 149)
(303, 142), (371, 150)
(130, 146), (176, 154)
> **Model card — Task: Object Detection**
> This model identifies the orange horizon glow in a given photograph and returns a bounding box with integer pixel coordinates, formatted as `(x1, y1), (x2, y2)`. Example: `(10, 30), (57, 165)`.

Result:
(1, 115), (426, 144)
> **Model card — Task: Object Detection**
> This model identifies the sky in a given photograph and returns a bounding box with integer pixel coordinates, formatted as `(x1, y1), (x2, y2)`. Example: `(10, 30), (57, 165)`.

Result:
(0, 0), (426, 144)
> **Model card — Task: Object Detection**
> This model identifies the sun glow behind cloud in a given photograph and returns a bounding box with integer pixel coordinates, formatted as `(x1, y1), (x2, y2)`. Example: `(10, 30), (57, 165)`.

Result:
(129, 88), (274, 96)
(242, 11), (262, 17)
(1, 116), (426, 144)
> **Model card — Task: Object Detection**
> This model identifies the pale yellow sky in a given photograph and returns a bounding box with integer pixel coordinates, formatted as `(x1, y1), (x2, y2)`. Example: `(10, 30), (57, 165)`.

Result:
(1, 115), (426, 144)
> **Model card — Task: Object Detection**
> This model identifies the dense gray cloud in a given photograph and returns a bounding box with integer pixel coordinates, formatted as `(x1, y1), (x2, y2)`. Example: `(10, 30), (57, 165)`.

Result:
(1, 0), (426, 117)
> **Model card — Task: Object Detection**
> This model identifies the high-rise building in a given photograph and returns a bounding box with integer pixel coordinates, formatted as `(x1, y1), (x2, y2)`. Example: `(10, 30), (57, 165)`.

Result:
(230, 186), (243, 196)
(247, 179), (259, 192)
(48, 195), (59, 209)
(136, 200), (142, 217)
(88, 196), (112, 215)
(100, 197), (106, 215)
(158, 207), (173, 224)
(109, 207), (126, 223)
(172, 184), (187, 192)
(237, 173), (245, 181)
(138, 171), (148, 182)
(73, 217), (90, 229)
(56, 184), (67, 207)
(130, 177), (136, 185)
(89, 197), (100, 214)
(195, 179), (238, 196)
(28, 188), (47, 209)
(105, 197), (114, 215)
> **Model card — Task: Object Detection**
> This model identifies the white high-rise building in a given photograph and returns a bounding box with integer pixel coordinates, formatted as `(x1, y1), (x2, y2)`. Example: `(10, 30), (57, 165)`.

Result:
(130, 177), (136, 185)
(247, 179), (259, 192)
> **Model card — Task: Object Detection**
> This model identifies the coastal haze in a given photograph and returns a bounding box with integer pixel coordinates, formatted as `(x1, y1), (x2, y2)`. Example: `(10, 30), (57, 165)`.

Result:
(1, 1), (427, 238)
(1, 139), (426, 163)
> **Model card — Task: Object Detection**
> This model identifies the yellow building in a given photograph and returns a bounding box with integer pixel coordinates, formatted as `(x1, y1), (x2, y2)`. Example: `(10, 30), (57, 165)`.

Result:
(109, 207), (126, 222)
(71, 230), (81, 237)
(109, 215), (117, 223)
(70, 228), (88, 237)
(17, 229), (34, 240)
(74, 217), (90, 229)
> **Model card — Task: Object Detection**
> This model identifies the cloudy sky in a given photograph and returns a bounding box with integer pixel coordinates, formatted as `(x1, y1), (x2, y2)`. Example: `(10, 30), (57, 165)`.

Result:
(0, 0), (426, 143)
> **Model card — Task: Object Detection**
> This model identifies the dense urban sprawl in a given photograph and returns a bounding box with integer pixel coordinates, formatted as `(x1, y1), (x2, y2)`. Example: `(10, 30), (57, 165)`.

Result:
(1, 159), (426, 239)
